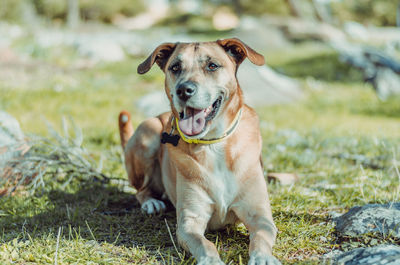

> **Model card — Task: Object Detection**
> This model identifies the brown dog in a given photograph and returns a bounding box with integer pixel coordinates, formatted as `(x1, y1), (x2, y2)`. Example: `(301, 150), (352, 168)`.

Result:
(119, 38), (280, 265)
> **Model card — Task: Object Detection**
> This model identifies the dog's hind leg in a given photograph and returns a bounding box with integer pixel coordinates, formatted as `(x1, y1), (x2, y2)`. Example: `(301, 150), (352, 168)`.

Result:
(119, 111), (166, 214)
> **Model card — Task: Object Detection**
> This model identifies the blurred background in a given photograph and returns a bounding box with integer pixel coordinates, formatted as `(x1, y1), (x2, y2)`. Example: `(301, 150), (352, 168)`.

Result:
(1, 1), (400, 264)
(1, 0), (399, 137)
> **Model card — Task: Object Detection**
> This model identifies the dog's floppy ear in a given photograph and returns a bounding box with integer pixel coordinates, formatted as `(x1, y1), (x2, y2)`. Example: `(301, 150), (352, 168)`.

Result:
(217, 38), (265, 66)
(137, 43), (177, 74)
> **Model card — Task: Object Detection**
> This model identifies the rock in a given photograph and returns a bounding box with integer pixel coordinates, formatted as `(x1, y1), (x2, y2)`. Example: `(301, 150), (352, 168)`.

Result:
(331, 245), (400, 265)
(334, 203), (400, 239)
(344, 21), (369, 41)
(234, 16), (291, 51)
(322, 249), (343, 263)
(372, 67), (400, 100)
(267, 173), (299, 185)
(332, 41), (400, 100)
(76, 39), (125, 62)
(262, 16), (347, 43)
(34, 27), (138, 62)
(136, 91), (170, 117)
(237, 60), (303, 106)
(328, 211), (343, 219)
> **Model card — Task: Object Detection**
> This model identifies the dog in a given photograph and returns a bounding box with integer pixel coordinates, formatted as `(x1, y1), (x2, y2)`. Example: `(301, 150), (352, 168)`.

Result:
(118, 38), (280, 265)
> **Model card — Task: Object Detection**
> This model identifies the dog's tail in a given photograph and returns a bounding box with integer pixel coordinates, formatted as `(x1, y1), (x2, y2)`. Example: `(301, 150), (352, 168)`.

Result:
(118, 110), (134, 150)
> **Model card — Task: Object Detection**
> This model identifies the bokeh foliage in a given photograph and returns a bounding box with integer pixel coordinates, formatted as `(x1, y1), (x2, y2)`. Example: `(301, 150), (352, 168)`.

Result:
(1, 0), (145, 23)
(0, 0), (398, 26)
(332, 0), (398, 26)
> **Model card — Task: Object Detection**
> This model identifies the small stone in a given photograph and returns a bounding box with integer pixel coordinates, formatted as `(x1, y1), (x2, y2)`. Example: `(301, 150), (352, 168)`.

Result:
(267, 173), (299, 185)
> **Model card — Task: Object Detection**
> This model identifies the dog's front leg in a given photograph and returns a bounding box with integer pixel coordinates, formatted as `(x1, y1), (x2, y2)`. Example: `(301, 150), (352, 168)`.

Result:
(233, 176), (281, 265)
(245, 214), (281, 265)
(176, 186), (224, 265)
(236, 207), (281, 265)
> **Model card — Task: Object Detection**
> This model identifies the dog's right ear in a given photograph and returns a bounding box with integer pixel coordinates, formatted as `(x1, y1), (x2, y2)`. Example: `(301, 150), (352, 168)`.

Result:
(137, 43), (177, 74)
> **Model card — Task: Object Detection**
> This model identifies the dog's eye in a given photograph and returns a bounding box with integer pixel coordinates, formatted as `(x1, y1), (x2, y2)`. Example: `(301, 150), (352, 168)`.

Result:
(207, 63), (219, 71)
(170, 63), (181, 73)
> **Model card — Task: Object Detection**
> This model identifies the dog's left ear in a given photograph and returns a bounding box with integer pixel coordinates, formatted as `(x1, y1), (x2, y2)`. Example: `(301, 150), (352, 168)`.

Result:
(217, 38), (265, 66)
(137, 43), (177, 74)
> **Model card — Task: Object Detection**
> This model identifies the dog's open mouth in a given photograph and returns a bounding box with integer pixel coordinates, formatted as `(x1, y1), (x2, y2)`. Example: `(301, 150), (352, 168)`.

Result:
(178, 96), (222, 136)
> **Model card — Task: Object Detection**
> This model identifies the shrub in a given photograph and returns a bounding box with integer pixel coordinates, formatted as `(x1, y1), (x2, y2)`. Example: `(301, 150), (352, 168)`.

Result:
(333, 0), (397, 26)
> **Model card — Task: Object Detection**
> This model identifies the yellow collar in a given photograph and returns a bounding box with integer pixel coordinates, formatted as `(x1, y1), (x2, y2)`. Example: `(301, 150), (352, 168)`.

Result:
(174, 108), (242, 145)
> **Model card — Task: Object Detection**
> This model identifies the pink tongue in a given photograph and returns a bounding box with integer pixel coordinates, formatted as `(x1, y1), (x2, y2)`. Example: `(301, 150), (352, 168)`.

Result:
(178, 108), (206, 136)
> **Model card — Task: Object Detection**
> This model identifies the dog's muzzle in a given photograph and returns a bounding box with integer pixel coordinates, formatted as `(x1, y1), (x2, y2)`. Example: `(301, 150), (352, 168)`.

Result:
(177, 96), (223, 136)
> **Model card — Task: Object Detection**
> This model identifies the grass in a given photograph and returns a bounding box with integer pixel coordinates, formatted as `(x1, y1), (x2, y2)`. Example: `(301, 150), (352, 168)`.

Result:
(1, 35), (400, 264)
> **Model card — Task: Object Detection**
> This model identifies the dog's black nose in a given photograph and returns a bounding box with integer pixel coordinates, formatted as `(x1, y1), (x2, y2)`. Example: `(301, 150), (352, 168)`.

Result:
(176, 82), (197, 101)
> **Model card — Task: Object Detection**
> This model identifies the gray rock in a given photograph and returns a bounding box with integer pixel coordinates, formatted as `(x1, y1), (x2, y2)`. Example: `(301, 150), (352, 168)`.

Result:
(76, 38), (125, 62)
(334, 203), (400, 238)
(331, 245), (400, 265)
(322, 249), (343, 264)
(237, 61), (303, 107)
(373, 67), (400, 100)
(332, 41), (400, 100)
(136, 91), (170, 117)
(234, 16), (291, 52)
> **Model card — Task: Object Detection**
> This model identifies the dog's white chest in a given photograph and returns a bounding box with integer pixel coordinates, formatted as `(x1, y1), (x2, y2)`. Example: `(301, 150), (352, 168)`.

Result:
(204, 145), (238, 223)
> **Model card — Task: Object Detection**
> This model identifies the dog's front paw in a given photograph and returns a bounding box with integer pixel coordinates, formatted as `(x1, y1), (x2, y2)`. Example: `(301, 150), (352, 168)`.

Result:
(248, 252), (281, 265)
(197, 256), (225, 265)
(141, 198), (166, 215)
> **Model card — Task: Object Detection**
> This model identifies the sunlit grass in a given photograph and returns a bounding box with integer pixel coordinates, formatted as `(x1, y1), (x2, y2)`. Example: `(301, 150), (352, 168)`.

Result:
(1, 40), (399, 264)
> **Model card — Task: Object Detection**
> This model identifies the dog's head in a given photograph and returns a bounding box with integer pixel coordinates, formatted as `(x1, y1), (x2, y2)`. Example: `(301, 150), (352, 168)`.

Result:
(138, 38), (264, 139)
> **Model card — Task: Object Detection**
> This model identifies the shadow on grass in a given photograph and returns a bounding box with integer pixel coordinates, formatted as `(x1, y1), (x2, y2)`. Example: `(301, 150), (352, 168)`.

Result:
(0, 184), (250, 263)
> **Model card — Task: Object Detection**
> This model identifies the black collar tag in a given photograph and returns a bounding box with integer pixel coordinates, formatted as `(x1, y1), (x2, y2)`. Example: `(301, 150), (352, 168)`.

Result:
(161, 132), (180, 146)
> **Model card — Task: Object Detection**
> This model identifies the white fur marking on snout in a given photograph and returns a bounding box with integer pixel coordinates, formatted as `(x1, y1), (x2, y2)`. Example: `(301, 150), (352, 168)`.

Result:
(121, 114), (129, 123)
(141, 198), (166, 215)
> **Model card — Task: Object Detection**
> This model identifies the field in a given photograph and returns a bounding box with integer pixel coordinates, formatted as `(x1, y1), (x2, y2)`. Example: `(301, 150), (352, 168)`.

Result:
(1, 38), (400, 264)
